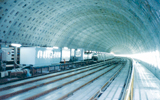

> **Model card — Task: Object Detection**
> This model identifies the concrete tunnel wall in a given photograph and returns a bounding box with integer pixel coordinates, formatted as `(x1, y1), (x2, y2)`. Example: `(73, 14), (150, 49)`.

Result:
(135, 59), (160, 80)
(142, 62), (160, 80)
(0, 0), (160, 77)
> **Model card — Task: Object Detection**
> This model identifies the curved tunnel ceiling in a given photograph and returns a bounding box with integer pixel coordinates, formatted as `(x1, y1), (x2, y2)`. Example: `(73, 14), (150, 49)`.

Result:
(0, 0), (160, 54)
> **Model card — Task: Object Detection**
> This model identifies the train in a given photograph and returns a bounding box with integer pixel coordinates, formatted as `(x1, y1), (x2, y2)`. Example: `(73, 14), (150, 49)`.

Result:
(0, 46), (114, 78)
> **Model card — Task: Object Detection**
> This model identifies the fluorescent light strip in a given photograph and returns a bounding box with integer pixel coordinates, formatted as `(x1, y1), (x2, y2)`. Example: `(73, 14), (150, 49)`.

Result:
(11, 43), (21, 47)
(53, 46), (59, 49)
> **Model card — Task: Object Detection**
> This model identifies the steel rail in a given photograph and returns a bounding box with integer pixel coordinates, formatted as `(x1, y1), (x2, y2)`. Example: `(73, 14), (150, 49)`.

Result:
(119, 60), (132, 100)
(0, 62), (104, 91)
(123, 60), (134, 100)
(57, 64), (121, 100)
(89, 63), (125, 100)
(24, 64), (116, 100)
(0, 63), (109, 99)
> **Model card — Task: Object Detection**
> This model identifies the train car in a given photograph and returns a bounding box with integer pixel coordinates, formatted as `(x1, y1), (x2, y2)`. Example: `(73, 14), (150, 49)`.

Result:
(96, 52), (115, 61)
(0, 46), (115, 78)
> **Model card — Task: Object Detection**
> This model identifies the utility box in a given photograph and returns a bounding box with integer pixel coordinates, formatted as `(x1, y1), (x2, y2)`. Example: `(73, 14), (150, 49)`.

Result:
(1, 48), (12, 61)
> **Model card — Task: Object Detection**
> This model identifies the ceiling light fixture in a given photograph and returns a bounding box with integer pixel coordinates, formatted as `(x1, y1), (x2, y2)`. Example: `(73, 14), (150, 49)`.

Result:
(11, 43), (22, 47)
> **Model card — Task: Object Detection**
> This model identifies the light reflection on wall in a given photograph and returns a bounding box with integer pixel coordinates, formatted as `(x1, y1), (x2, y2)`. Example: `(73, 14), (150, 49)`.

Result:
(115, 50), (160, 68)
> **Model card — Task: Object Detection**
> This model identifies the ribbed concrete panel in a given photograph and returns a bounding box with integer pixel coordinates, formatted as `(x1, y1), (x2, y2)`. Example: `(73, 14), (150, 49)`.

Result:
(0, 0), (160, 54)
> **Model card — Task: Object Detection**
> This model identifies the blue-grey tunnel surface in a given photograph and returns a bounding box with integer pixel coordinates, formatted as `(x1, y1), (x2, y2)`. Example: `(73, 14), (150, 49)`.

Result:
(1, 0), (160, 100)
(0, 0), (160, 54)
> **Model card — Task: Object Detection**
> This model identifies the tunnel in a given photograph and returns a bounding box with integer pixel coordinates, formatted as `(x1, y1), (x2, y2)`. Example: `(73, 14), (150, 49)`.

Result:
(0, 0), (160, 100)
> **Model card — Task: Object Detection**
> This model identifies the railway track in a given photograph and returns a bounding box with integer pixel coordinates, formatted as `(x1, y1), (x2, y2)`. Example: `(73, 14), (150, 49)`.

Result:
(57, 64), (123, 100)
(0, 59), (129, 100)
(0, 62), (105, 91)
(90, 60), (130, 100)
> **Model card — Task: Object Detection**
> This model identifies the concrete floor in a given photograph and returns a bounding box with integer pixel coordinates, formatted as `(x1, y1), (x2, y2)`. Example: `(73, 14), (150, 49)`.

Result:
(134, 62), (160, 100)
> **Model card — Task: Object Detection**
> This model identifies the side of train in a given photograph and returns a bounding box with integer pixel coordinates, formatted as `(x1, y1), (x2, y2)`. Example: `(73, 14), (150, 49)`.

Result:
(20, 47), (114, 66)
(0, 46), (114, 78)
